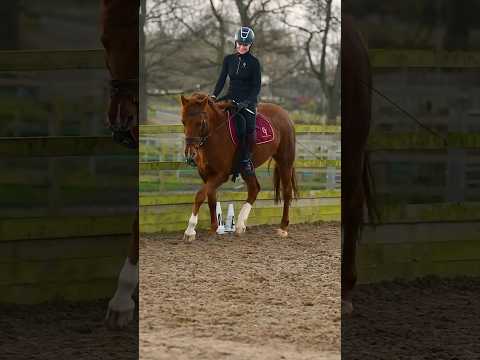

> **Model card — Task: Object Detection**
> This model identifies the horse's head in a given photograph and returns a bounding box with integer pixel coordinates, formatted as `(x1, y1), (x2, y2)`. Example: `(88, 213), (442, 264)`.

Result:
(180, 94), (211, 165)
(106, 79), (139, 148)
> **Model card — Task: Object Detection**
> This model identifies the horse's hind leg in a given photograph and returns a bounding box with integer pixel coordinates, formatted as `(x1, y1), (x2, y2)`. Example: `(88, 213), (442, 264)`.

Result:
(277, 164), (294, 237)
(236, 175), (261, 234)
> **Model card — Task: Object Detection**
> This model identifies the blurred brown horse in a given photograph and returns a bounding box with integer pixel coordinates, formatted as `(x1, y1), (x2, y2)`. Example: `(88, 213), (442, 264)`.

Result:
(342, 15), (379, 315)
(100, 0), (140, 329)
(181, 93), (299, 241)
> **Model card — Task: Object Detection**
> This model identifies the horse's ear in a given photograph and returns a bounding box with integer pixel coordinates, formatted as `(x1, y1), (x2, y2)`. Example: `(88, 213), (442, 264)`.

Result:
(180, 95), (188, 106)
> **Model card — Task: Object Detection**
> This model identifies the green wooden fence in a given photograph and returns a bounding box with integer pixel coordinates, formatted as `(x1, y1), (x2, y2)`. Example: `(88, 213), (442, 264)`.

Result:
(0, 48), (131, 303)
(357, 49), (480, 284)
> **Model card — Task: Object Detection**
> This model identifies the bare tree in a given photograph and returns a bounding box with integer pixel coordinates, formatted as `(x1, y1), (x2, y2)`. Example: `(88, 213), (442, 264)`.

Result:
(144, 0), (319, 115)
(281, 0), (340, 122)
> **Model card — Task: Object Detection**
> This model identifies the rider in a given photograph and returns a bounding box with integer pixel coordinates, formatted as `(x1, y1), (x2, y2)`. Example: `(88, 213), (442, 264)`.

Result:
(211, 26), (261, 177)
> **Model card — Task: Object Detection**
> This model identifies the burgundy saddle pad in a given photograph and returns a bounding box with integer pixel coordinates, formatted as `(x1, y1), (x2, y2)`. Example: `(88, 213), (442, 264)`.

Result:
(227, 111), (275, 146)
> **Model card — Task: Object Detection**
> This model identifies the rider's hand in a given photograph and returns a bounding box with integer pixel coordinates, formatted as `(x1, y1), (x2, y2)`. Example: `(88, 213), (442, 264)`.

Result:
(209, 94), (217, 102)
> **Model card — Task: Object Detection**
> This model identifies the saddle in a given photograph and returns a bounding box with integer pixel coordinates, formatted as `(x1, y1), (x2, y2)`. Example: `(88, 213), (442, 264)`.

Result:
(226, 111), (274, 182)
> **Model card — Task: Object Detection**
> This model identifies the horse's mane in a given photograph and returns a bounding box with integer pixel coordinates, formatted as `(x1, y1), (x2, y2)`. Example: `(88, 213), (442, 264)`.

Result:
(189, 92), (231, 117)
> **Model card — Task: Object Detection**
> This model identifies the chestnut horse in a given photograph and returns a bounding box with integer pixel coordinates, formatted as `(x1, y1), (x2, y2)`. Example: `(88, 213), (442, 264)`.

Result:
(100, 0), (140, 329)
(341, 15), (379, 315)
(181, 93), (299, 240)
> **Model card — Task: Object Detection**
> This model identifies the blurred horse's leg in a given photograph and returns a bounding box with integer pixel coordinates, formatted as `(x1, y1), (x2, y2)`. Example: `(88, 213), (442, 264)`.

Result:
(101, 0), (140, 329)
(105, 212), (139, 329)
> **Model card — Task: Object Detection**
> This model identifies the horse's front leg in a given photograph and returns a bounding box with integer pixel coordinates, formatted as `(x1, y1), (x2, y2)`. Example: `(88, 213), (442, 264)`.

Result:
(207, 188), (219, 235)
(183, 184), (207, 242)
(183, 175), (225, 242)
(236, 175), (261, 235)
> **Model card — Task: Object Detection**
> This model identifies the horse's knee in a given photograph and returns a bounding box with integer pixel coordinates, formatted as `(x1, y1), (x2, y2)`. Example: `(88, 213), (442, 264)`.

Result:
(254, 178), (261, 193)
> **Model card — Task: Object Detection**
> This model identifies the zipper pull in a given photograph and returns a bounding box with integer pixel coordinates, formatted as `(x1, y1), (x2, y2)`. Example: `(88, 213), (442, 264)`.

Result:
(236, 56), (241, 75)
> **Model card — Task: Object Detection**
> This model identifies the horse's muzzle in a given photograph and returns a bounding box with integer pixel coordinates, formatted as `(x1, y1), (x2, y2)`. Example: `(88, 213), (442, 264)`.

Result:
(185, 146), (197, 167)
(112, 128), (138, 149)
(185, 155), (197, 167)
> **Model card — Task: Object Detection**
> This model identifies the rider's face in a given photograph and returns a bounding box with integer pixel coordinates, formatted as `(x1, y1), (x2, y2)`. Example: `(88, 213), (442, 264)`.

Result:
(236, 42), (251, 54)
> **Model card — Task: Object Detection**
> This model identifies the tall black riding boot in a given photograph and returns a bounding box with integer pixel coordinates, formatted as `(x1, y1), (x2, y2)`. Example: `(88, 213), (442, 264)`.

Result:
(240, 132), (255, 177)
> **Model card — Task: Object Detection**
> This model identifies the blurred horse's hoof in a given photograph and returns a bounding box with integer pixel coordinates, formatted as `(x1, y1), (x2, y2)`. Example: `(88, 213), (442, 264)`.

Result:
(183, 232), (196, 242)
(342, 299), (354, 316)
(235, 224), (246, 235)
(105, 299), (134, 330)
(276, 228), (288, 237)
(208, 229), (219, 239)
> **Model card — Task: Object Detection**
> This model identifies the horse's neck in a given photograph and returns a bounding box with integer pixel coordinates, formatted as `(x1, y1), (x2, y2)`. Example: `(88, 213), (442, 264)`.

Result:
(100, 0), (138, 80)
(204, 110), (229, 154)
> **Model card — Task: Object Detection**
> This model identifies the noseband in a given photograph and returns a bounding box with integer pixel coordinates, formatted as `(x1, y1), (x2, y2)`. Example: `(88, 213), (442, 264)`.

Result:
(109, 79), (139, 102)
(108, 79), (139, 149)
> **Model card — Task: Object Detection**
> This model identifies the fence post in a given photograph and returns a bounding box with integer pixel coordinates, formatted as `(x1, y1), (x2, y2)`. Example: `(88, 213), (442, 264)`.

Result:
(326, 145), (336, 190)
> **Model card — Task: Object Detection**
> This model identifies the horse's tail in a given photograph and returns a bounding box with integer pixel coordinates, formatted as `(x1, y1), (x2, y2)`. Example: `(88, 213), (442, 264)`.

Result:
(273, 162), (299, 204)
(363, 151), (380, 226)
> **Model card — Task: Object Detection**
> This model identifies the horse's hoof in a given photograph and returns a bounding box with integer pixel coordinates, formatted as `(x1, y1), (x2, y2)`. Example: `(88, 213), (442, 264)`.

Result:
(105, 299), (134, 330)
(277, 228), (288, 237)
(208, 230), (219, 239)
(341, 300), (354, 316)
(183, 232), (196, 242)
(235, 225), (246, 235)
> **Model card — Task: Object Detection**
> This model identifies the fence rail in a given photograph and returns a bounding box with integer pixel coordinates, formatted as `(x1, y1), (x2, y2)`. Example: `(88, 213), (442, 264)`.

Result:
(0, 49), (105, 71)
(140, 124), (340, 135)
(6, 131), (480, 158)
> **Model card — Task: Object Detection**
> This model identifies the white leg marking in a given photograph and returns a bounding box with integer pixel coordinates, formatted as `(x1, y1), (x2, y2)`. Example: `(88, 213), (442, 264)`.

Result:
(276, 228), (288, 237)
(183, 213), (198, 242)
(105, 258), (138, 328)
(236, 203), (252, 234)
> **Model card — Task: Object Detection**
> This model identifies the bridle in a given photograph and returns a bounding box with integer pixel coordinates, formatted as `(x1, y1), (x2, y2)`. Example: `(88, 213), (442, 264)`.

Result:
(184, 100), (243, 148)
(184, 110), (210, 147)
(108, 78), (139, 149)
(110, 79), (139, 103)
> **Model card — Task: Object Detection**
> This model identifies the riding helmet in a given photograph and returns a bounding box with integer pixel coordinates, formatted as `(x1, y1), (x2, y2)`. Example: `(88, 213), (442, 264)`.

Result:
(234, 27), (255, 46)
